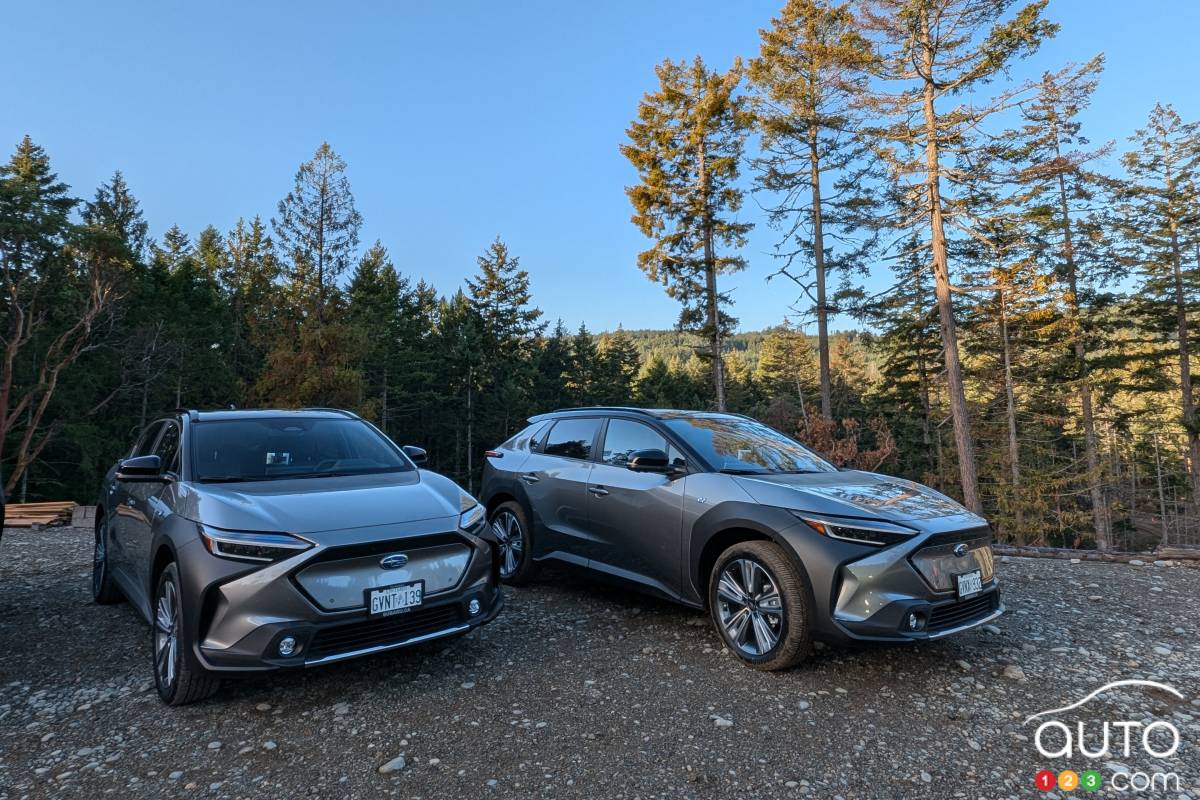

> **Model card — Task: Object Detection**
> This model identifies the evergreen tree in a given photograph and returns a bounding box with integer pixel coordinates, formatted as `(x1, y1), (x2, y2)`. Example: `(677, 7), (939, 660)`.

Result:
(531, 321), (574, 412)
(1118, 104), (1200, 498)
(622, 57), (753, 411)
(595, 327), (641, 405)
(348, 241), (405, 428)
(749, 0), (875, 418)
(568, 324), (600, 405)
(857, 0), (1058, 513)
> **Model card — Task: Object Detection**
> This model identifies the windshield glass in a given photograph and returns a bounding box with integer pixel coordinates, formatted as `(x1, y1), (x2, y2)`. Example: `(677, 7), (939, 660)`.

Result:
(663, 416), (835, 474)
(191, 417), (413, 482)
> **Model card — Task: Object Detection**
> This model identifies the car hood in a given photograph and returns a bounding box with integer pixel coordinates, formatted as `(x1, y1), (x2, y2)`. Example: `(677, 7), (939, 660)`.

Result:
(733, 470), (985, 525)
(173, 470), (468, 534)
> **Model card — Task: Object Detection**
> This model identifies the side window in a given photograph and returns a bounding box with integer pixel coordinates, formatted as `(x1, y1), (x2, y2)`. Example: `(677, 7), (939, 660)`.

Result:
(542, 418), (601, 460)
(154, 422), (181, 474)
(601, 419), (668, 467)
(667, 444), (687, 469)
(502, 420), (550, 452)
(130, 422), (164, 457)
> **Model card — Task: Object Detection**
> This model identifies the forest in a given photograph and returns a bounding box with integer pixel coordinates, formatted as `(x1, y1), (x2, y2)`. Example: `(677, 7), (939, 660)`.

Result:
(1, 0), (1197, 553)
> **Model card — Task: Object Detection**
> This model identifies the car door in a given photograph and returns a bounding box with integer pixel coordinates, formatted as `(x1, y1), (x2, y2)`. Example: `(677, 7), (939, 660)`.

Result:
(111, 421), (163, 587)
(518, 417), (601, 567)
(124, 420), (180, 598)
(586, 417), (688, 597)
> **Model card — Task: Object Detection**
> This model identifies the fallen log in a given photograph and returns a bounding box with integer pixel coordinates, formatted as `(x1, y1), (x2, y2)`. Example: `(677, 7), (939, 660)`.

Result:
(994, 543), (1200, 565)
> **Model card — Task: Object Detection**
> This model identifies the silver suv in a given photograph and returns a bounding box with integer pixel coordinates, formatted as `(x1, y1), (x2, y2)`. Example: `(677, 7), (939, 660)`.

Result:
(481, 408), (1002, 671)
(94, 408), (502, 705)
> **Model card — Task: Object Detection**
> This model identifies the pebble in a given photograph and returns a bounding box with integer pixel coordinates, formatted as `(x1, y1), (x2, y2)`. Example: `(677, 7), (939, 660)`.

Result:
(920, 771), (932, 783)
(712, 715), (734, 727)
(168, 771), (183, 780)
(263, 741), (277, 751)
(206, 741), (222, 750)
(798, 700), (811, 711)
(1153, 645), (1172, 656)
(982, 624), (1001, 635)
(332, 702), (350, 715)
(1003, 665), (1026, 680)
(255, 702), (272, 712)
(461, 681), (476, 689)
(378, 755), (406, 774)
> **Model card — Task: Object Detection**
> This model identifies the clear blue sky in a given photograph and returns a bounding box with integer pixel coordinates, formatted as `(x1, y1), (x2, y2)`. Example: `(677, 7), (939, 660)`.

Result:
(7, 1), (1198, 333)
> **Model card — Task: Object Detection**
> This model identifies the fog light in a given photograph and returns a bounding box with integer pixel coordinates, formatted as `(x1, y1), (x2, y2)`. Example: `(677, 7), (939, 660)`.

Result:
(468, 598), (481, 616)
(907, 612), (925, 632)
(278, 636), (297, 657)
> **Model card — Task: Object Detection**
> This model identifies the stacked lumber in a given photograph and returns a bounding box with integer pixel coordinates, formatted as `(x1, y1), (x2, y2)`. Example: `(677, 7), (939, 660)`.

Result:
(5, 501), (78, 528)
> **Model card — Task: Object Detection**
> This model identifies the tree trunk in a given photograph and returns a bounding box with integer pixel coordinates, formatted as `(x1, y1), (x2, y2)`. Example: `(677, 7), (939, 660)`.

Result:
(698, 140), (726, 411)
(1153, 432), (1169, 546)
(1168, 217), (1199, 499)
(919, 18), (981, 513)
(999, 285), (1024, 540)
(1056, 166), (1109, 549)
(808, 123), (832, 419)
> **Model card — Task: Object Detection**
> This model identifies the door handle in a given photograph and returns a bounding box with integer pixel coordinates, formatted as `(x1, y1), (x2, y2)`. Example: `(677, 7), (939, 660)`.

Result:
(520, 474), (540, 484)
(588, 486), (609, 497)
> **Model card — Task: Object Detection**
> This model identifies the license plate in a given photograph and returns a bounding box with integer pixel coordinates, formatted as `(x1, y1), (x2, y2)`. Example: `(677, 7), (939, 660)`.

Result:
(955, 569), (983, 599)
(367, 581), (423, 617)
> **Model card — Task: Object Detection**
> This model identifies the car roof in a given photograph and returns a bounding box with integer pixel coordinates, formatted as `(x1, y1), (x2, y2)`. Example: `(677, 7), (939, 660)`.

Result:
(528, 407), (749, 423)
(185, 408), (360, 422)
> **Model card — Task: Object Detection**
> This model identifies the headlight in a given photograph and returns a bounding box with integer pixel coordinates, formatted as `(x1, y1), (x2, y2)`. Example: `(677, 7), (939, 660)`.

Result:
(199, 525), (313, 563)
(793, 513), (916, 547)
(459, 502), (486, 532)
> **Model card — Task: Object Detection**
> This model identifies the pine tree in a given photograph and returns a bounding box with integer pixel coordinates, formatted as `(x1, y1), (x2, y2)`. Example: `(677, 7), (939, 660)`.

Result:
(272, 142), (362, 324)
(348, 241), (405, 428)
(749, 0), (875, 418)
(568, 324), (600, 405)
(857, 0), (1058, 513)
(1012, 56), (1117, 547)
(531, 321), (574, 412)
(622, 57), (753, 411)
(1119, 104), (1200, 498)
(223, 216), (281, 390)
(755, 324), (818, 430)
(595, 327), (641, 405)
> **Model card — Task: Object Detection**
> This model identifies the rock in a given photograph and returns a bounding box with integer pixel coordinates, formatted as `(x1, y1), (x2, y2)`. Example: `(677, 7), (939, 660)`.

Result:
(712, 715), (734, 727)
(461, 681), (476, 689)
(332, 702), (350, 715)
(262, 741), (277, 751)
(1003, 665), (1026, 680)
(1129, 560), (1145, 566)
(1153, 560), (1172, 567)
(982, 624), (1001, 635)
(168, 771), (183, 780)
(1104, 761), (1130, 774)
(967, 739), (981, 751)
(206, 741), (221, 750)
(1088, 596), (1102, 602)
(798, 700), (811, 711)
(254, 702), (271, 712)
(920, 771), (932, 783)
(378, 755), (406, 774)
(1149, 586), (1163, 593)
(1153, 645), (1172, 656)
(428, 757), (441, 766)
(956, 660), (971, 671)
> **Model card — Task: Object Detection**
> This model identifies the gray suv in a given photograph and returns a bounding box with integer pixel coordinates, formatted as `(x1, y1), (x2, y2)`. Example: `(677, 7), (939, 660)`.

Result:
(480, 408), (1001, 670)
(94, 409), (502, 704)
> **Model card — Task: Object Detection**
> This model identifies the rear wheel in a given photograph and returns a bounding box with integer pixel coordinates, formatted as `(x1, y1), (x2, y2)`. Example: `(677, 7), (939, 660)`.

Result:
(153, 563), (220, 705)
(708, 540), (811, 671)
(490, 501), (537, 585)
(92, 515), (122, 604)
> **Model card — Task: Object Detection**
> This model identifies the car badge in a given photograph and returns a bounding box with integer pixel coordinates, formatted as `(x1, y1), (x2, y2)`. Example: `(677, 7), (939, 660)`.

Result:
(953, 543), (969, 558)
(380, 553), (409, 569)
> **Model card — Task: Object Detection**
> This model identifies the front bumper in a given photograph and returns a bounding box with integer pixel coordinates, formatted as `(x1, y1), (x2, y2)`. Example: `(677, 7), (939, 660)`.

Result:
(178, 520), (503, 673)
(778, 518), (1004, 644)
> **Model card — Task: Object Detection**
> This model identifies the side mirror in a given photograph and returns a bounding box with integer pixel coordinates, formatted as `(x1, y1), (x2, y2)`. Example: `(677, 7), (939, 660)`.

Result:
(117, 454), (166, 482)
(628, 449), (673, 474)
(402, 445), (428, 467)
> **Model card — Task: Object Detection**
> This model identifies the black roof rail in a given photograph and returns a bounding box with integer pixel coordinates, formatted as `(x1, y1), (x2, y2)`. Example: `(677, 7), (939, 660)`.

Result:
(529, 406), (657, 422)
(299, 407), (359, 418)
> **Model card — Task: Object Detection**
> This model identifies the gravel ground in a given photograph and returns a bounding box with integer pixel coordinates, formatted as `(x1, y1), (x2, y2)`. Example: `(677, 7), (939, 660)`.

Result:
(0, 527), (1196, 800)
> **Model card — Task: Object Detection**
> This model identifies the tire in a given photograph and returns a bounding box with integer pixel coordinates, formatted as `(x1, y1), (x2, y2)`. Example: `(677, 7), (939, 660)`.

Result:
(92, 515), (123, 604)
(708, 540), (812, 671)
(152, 563), (220, 706)
(489, 501), (538, 586)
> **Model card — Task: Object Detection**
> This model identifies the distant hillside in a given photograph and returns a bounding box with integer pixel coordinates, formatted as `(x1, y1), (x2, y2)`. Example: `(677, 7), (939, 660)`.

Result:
(609, 328), (861, 373)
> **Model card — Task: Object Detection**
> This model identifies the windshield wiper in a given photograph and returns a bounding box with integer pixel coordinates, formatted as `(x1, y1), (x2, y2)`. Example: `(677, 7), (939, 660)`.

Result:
(719, 467), (772, 475)
(197, 475), (253, 483)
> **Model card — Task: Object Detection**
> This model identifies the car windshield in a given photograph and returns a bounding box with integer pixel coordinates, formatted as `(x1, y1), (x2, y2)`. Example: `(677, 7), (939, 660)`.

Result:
(191, 417), (413, 482)
(663, 416), (836, 475)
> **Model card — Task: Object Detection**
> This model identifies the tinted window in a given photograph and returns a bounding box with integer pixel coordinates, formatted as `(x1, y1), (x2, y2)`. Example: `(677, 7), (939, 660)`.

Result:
(154, 423), (181, 474)
(601, 419), (668, 467)
(664, 415), (835, 474)
(542, 418), (601, 460)
(191, 418), (413, 482)
(130, 422), (164, 457)
(501, 420), (550, 452)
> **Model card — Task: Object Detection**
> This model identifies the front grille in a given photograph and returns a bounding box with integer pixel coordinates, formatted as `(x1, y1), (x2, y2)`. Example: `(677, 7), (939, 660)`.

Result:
(910, 535), (995, 592)
(928, 590), (999, 633)
(308, 604), (464, 659)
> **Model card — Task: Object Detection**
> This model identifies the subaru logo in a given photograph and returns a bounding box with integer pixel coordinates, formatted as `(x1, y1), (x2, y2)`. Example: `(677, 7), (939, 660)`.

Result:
(953, 543), (969, 558)
(380, 553), (409, 570)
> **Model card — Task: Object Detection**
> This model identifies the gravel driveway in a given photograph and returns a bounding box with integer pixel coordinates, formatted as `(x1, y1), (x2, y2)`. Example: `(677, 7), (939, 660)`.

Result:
(1, 527), (1196, 799)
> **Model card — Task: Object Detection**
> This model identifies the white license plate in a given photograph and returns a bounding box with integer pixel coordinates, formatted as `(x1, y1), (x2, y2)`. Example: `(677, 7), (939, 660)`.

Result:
(955, 569), (983, 599)
(367, 581), (423, 617)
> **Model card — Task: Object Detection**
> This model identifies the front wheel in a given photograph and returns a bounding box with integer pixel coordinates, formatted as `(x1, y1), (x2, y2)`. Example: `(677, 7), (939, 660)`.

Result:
(489, 501), (537, 585)
(92, 515), (122, 604)
(708, 540), (812, 671)
(153, 563), (220, 705)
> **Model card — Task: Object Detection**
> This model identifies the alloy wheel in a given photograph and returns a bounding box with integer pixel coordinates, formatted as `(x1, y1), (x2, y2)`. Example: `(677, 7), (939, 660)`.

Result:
(716, 557), (784, 656)
(491, 510), (524, 579)
(154, 578), (180, 690)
